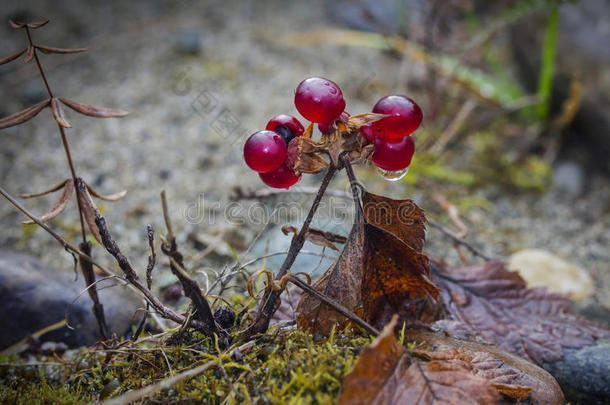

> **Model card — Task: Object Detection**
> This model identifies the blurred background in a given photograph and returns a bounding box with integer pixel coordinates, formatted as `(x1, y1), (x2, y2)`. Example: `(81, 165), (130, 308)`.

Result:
(0, 0), (608, 332)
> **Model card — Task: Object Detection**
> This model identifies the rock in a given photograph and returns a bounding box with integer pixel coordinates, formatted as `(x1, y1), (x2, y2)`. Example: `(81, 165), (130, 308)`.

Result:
(544, 339), (610, 405)
(174, 30), (200, 55)
(508, 249), (594, 301)
(0, 249), (140, 349)
(553, 161), (585, 198)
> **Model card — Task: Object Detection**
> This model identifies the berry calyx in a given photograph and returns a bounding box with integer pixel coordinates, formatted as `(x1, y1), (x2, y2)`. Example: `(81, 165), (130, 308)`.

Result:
(318, 112), (350, 134)
(371, 95), (422, 139)
(360, 123), (376, 144)
(259, 164), (301, 189)
(265, 114), (304, 145)
(372, 135), (415, 171)
(243, 130), (287, 173)
(295, 77), (346, 124)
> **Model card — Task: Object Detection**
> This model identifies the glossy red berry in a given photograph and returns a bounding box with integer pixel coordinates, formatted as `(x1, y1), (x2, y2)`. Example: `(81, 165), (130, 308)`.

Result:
(295, 77), (346, 124)
(372, 135), (415, 171)
(371, 95), (422, 139)
(266, 114), (304, 145)
(243, 130), (287, 173)
(259, 164), (301, 188)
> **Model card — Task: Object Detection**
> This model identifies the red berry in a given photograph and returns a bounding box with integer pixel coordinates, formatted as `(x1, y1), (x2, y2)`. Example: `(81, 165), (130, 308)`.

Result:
(295, 77), (346, 124)
(371, 95), (422, 139)
(259, 164), (301, 189)
(372, 135), (415, 171)
(243, 130), (287, 173)
(266, 114), (304, 145)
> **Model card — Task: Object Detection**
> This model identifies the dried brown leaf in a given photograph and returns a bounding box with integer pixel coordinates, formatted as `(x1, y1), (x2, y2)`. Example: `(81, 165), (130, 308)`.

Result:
(297, 191), (440, 334)
(59, 98), (128, 118)
(9, 20), (25, 29)
(26, 20), (50, 29)
(339, 318), (564, 405)
(362, 223), (440, 329)
(431, 261), (610, 365)
(85, 183), (127, 201)
(407, 329), (565, 404)
(51, 98), (71, 128)
(76, 179), (103, 244)
(24, 46), (34, 63)
(0, 99), (51, 129)
(0, 47), (27, 65)
(22, 179), (74, 224)
(36, 45), (87, 55)
(20, 179), (70, 198)
(362, 192), (426, 252)
(296, 211), (365, 334)
(346, 112), (387, 131)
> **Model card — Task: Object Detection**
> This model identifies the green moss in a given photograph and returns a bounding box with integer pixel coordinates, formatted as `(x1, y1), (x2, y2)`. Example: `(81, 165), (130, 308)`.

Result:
(0, 326), (370, 404)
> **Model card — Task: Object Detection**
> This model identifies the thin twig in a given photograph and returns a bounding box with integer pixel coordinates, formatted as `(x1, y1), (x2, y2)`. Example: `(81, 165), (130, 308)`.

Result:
(132, 225), (156, 340)
(427, 219), (491, 261)
(159, 191), (219, 337)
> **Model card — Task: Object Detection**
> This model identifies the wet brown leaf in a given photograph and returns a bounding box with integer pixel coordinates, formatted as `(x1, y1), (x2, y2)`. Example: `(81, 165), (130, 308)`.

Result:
(338, 318), (564, 405)
(36, 45), (88, 55)
(0, 99), (51, 129)
(296, 212), (365, 334)
(431, 261), (610, 365)
(59, 98), (128, 118)
(76, 178), (103, 244)
(0, 47), (27, 65)
(362, 192), (426, 252)
(22, 179), (74, 225)
(362, 223), (440, 329)
(24, 46), (34, 63)
(20, 179), (70, 198)
(85, 183), (127, 201)
(297, 190), (439, 334)
(51, 98), (71, 128)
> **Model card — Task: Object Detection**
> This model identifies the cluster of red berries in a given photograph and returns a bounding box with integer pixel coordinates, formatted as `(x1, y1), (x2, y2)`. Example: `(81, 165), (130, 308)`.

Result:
(243, 77), (422, 188)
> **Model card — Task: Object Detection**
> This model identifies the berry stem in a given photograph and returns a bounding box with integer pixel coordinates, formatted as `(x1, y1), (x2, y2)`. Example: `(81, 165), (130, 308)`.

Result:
(245, 165), (337, 337)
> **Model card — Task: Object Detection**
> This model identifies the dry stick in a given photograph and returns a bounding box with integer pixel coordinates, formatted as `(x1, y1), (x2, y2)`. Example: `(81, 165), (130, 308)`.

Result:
(427, 219), (491, 261)
(288, 275), (379, 335)
(24, 25), (108, 338)
(132, 225), (156, 341)
(244, 165), (338, 338)
(0, 186), (202, 330)
(159, 191), (219, 337)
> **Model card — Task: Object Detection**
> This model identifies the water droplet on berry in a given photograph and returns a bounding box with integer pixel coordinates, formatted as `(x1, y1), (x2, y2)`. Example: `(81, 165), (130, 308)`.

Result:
(376, 166), (409, 181)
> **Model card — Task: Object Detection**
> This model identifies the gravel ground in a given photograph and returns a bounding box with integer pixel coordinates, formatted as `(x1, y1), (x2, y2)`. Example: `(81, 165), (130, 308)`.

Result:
(1, 0), (608, 310)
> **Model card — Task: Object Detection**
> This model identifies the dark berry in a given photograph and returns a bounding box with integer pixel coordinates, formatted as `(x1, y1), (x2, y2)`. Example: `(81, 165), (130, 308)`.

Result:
(371, 95), (422, 139)
(244, 130), (287, 173)
(372, 135), (415, 171)
(295, 77), (346, 124)
(259, 164), (301, 188)
(266, 114), (304, 145)
(213, 305), (236, 330)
